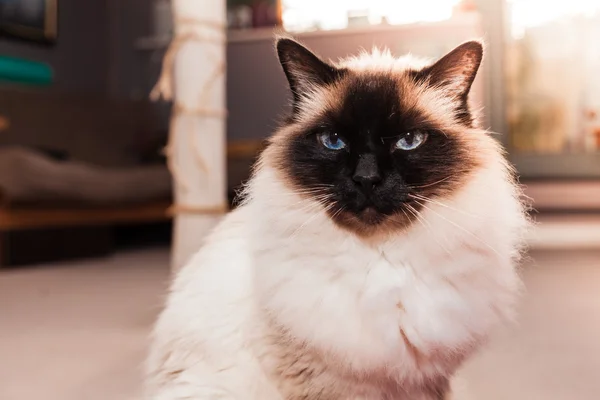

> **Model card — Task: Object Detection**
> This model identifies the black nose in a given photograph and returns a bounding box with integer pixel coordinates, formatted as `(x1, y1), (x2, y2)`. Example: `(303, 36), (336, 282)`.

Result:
(353, 154), (382, 191)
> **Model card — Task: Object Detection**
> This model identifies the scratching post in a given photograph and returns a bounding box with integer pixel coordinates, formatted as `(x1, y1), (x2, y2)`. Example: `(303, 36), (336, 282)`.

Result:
(152, 0), (227, 272)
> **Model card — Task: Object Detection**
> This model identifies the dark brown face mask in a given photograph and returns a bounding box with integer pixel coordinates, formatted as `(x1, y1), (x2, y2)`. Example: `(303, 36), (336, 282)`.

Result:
(272, 39), (483, 234)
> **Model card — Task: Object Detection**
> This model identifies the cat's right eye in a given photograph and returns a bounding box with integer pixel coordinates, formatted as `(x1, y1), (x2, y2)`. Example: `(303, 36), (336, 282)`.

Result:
(317, 132), (347, 151)
(394, 131), (428, 151)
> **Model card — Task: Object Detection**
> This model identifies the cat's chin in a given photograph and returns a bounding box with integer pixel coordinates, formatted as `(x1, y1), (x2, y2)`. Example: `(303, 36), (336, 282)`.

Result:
(330, 207), (411, 236)
(356, 207), (386, 225)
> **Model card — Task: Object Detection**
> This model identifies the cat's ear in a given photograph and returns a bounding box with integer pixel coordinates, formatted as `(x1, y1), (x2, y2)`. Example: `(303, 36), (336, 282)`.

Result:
(276, 38), (344, 106)
(418, 40), (483, 99)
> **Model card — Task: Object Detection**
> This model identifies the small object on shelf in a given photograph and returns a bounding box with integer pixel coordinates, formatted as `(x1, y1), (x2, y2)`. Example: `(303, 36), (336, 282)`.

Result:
(227, 0), (280, 30)
(0, 55), (53, 85)
(228, 5), (253, 30)
(454, 0), (478, 14)
(0, 115), (9, 132)
(153, 0), (173, 38)
(347, 9), (370, 28)
(135, 36), (171, 51)
(0, 0), (58, 44)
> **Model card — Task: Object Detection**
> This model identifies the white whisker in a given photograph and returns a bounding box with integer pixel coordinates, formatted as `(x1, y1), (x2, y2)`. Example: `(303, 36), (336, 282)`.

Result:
(413, 199), (500, 256)
(405, 204), (451, 255)
(288, 201), (337, 240)
(409, 193), (479, 218)
(407, 176), (453, 189)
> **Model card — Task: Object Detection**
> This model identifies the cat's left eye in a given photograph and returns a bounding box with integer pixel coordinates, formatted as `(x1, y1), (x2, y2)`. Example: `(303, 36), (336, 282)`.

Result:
(317, 132), (347, 151)
(394, 131), (428, 151)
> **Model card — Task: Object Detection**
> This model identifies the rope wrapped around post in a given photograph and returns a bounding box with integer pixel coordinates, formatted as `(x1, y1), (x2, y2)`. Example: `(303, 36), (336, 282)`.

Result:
(151, 17), (229, 215)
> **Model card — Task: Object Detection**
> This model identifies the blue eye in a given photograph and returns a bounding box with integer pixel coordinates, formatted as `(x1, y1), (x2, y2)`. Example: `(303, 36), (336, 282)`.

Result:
(394, 131), (428, 151)
(318, 132), (347, 150)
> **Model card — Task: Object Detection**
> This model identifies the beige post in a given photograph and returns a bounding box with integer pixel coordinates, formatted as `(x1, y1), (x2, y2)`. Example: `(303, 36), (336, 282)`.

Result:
(151, 0), (228, 272)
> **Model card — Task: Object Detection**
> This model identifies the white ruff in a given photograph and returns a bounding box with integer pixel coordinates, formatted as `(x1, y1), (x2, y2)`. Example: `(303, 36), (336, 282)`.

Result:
(146, 142), (527, 399)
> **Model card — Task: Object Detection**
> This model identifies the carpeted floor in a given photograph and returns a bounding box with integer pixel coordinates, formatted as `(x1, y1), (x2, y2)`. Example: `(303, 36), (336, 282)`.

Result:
(0, 248), (170, 400)
(2, 247), (600, 400)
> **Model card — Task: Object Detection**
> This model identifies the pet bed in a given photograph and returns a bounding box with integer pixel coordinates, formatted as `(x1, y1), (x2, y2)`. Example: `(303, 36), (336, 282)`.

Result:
(0, 146), (171, 205)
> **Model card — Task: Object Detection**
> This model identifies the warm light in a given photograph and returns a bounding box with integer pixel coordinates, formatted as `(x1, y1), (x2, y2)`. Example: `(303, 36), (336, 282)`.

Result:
(282, 0), (462, 32)
(509, 0), (600, 37)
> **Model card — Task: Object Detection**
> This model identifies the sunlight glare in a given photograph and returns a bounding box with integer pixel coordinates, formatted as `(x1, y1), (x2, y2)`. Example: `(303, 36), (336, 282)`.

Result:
(509, 0), (600, 37)
(282, 0), (462, 32)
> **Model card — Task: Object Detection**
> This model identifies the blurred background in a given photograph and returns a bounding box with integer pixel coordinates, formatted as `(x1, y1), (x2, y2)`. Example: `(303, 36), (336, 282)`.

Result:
(2, 0), (600, 399)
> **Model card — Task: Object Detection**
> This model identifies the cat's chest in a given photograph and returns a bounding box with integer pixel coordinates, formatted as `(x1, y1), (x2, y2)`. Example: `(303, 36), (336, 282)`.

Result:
(254, 235), (498, 378)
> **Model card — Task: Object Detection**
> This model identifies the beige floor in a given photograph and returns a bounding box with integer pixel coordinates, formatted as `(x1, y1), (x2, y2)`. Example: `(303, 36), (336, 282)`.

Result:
(1, 247), (600, 400)
(0, 248), (170, 400)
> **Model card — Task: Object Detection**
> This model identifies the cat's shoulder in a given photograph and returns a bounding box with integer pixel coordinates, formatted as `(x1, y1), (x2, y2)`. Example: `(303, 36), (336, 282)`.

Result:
(170, 206), (254, 307)
(153, 206), (256, 352)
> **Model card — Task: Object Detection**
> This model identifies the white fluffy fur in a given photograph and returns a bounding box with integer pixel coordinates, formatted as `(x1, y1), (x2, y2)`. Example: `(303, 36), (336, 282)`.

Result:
(340, 47), (432, 72)
(145, 50), (527, 400)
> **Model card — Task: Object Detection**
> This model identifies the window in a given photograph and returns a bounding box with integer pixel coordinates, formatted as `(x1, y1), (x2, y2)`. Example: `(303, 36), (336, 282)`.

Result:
(506, 0), (600, 154)
(281, 0), (463, 32)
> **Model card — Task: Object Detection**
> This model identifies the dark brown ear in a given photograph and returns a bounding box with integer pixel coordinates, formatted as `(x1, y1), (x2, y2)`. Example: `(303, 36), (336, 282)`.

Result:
(276, 38), (345, 110)
(416, 40), (483, 99)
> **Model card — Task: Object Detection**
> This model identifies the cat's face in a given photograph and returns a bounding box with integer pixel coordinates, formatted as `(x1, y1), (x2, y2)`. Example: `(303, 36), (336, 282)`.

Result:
(265, 39), (485, 236)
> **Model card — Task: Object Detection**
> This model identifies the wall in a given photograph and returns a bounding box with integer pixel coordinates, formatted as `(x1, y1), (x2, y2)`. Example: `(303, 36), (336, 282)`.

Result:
(0, 1), (169, 162)
(106, 0), (171, 129)
(0, 0), (158, 98)
(0, 0), (109, 94)
(226, 17), (487, 141)
(107, 0), (154, 99)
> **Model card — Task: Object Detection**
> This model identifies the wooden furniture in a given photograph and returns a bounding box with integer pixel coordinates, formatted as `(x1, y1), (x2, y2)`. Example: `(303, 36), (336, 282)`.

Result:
(0, 89), (168, 267)
(0, 201), (171, 266)
(0, 139), (264, 267)
(0, 201), (172, 231)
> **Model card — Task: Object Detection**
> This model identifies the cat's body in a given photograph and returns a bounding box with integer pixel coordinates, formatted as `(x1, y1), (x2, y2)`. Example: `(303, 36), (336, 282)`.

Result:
(146, 40), (527, 400)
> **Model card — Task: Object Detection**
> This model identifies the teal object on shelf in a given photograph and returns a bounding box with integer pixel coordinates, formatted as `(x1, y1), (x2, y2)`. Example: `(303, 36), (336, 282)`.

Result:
(0, 55), (53, 86)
